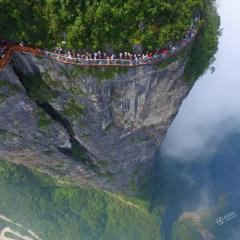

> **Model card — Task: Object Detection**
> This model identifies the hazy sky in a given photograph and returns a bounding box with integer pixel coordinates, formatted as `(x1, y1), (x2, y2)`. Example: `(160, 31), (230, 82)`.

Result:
(162, 0), (240, 160)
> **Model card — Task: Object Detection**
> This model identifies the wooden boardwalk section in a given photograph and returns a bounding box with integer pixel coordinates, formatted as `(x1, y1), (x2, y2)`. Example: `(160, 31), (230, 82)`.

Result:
(0, 45), (42, 69)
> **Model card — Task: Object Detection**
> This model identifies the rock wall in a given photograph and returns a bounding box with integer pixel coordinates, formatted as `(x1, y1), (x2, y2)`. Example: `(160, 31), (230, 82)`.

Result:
(0, 52), (190, 192)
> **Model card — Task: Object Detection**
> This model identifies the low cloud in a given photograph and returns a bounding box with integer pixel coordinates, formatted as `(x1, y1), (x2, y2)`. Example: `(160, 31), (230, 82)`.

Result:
(161, 0), (240, 161)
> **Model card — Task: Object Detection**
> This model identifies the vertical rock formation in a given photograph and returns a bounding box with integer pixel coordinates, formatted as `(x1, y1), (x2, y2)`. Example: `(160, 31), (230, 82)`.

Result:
(0, 52), (190, 192)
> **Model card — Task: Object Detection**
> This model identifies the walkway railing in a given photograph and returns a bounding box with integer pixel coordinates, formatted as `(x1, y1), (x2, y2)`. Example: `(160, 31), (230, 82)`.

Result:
(41, 32), (196, 67)
(0, 29), (197, 70)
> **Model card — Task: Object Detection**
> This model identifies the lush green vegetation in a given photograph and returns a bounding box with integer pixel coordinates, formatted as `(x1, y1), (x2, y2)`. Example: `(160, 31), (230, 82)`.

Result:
(184, 0), (220, 83)
(63, 98), (85, 118)
(171, 219), (202, 240)
(0, 0), (202, 52)
(37, 108), (54, 128)
(70, 65), (129, 81)
(5, 232), (26, 240)
(0, 0), (220, 84)
(0, 160), (162, 240)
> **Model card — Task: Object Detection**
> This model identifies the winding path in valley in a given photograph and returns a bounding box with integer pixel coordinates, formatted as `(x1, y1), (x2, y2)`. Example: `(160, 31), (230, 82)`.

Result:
(0, 215), (42, 240)
(0, 227), (35, 240)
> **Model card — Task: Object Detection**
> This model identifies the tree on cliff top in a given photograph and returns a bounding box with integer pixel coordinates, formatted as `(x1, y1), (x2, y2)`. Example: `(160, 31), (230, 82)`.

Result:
(0, 0), (204, 51)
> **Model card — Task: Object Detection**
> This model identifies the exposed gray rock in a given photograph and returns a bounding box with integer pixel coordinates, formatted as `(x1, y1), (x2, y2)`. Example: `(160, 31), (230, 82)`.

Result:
(0, 52), (190, 192)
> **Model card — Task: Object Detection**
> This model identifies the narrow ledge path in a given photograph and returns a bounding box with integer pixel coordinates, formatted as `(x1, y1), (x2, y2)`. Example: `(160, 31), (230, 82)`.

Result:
(0, 30), (197, 71)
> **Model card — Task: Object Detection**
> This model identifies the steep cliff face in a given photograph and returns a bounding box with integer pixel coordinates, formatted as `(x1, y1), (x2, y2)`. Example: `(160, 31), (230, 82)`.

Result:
(0, 52), (190, 192)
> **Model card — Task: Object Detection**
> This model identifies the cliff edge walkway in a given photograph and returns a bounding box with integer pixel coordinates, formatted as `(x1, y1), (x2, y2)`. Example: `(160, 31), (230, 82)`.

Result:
(0, 30), (197, 71)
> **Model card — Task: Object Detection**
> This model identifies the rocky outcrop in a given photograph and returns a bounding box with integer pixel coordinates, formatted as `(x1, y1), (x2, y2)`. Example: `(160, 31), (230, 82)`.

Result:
(0, 52), (190, 192)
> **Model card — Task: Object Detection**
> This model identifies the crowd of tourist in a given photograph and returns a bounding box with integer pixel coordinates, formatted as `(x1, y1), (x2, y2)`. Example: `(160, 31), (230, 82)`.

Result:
(0, 28), (196, 64)
(0, 15), (199, 65)
(49, 29), (197, 63)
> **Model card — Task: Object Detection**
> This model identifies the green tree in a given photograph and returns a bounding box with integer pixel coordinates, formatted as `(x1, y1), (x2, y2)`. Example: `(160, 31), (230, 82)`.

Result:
(0, 0), (206, 51)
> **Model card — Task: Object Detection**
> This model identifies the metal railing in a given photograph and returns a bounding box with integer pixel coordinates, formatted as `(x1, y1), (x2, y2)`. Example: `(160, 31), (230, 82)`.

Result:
(0, 29), (197, 69)
(41, 32), (196, 68)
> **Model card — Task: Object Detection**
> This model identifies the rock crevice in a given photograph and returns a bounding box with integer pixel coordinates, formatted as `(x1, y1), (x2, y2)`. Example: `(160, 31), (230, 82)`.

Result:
(0, 52), (190, 192)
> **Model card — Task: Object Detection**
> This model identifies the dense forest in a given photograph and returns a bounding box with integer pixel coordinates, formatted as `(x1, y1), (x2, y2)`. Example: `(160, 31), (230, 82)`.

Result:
(0, 160), (162, 240)
(184, 0), (220, 82)
(0, 0), (204, 51)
